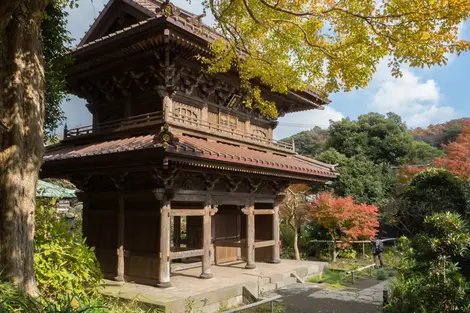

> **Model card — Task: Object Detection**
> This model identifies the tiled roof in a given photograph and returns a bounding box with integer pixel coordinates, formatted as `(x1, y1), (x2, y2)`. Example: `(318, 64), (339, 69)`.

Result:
(36, 180), (77, 199)
(44, 134), (337, 179)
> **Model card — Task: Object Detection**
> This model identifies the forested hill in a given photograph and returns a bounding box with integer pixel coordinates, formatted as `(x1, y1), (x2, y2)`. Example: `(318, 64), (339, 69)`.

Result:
(412, 118), (469, 148)
(281, 117), (468, 158)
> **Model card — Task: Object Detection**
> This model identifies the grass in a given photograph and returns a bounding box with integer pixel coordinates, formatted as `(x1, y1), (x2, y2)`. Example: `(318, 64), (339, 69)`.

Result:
(308, 254), (398, 288)
(308, 270), (346, 286)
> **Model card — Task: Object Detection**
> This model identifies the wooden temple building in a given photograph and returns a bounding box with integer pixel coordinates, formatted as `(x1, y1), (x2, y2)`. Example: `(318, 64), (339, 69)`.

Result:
(41, 0), (337, 288)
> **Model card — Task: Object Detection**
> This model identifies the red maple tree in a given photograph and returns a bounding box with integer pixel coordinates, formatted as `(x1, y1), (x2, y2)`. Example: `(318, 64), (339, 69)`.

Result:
(397, 165), (429, 184)
(309, 192), (379, 261)
(433, 120), (470, 179)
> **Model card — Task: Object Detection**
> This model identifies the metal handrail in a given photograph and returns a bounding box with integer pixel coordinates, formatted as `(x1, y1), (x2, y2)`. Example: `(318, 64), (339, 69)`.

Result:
(221, 295), (282, 313)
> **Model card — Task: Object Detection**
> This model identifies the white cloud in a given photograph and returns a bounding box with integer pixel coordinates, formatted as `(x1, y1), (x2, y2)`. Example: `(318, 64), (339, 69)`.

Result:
(368, 60), (456, 128)
(274, 106), (344, 139)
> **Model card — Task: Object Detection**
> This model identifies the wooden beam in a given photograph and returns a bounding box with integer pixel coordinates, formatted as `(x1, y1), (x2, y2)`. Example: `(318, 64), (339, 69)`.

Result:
(170, 209), (205, 216)
(170, 249), (204, 260)
(123, 250), (159, 258)
(171, 261), (202, 272)
(115, 195), (125, 281)
(253, 209), (274, 215)
(170, 208), (217, 217)
(254, 240), (276, 248)
(214, 240), (245, 248)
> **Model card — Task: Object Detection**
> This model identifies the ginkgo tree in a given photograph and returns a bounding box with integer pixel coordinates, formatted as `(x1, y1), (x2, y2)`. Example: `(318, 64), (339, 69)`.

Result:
(309, 192), (379, 262)
(202, 0), (470, 116)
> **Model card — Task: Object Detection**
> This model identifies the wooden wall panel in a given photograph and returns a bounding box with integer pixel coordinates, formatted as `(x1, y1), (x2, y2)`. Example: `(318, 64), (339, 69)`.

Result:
(87, 194), (119, 276)
(123, 193), (159, 280)
(214, 205), (241, 264)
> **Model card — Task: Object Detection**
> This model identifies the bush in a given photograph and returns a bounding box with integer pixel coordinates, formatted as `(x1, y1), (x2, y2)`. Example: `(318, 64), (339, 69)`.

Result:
(34, 200), (102, 298)
(385, 212), (470, 313)
(339, 248), (357, 259)
(399, 168), (470, 235)
(0, 282), (104, 312)
(376, 270), (387, 281)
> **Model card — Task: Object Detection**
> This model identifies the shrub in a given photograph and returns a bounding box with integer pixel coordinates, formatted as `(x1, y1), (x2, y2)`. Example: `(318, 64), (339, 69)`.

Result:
(376, 270), (387, 281)
(0, 282), (104, 312)
(339, 248), (357, 259)
(399, 168), (470, 235)
(34, 199), (102, 298)
(385, 212), (470, 313)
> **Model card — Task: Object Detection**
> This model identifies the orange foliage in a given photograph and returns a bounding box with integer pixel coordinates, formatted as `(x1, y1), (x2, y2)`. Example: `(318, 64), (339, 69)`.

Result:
(397, 165), (429, 184)
(309, 192), (379, 247)
(433, 120), (470, 179)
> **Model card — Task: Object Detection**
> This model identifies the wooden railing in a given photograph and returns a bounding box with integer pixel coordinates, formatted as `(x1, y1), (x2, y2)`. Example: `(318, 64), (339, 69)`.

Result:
(64, 112), (164, 139)
(64, 110), (294, 152)
(169, 112), (294, 152)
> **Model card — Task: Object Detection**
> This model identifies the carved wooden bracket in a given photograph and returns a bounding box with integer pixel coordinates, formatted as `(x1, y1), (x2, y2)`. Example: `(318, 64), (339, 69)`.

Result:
(152, 166), (179, 191)
(202, 173), (219, 191)
(247, 178), (262, 194)
(226, 176), (242, 193)
(72, 174), (93, 191)
(110, 172), (129, 190)
(241, 206), (254, 215)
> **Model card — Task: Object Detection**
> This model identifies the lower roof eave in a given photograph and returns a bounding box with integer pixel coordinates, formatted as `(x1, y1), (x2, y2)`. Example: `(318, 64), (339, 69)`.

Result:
(165, 154), (336, 183)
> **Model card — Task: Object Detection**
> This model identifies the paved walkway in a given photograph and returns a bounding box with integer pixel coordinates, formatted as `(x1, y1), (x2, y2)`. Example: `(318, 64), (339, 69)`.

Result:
(268, 280), (389, 313)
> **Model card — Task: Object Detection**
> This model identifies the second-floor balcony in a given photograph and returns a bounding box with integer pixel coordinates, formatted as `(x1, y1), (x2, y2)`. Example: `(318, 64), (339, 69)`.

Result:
(64, 111), (294, 153)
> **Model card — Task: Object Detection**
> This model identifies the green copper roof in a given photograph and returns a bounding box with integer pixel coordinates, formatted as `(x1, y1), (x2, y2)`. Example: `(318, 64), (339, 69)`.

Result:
(36, 180), (77, 199)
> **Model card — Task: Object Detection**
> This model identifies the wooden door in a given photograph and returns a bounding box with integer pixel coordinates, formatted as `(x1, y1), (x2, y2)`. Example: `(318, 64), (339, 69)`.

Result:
(214, 207), (241, 264)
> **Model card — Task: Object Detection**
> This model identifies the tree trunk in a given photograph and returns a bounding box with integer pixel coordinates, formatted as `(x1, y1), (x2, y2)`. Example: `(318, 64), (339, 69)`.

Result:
(0, 2), (46, 295)
(293, 227), (300, 260)
(332, 237), (339, 263)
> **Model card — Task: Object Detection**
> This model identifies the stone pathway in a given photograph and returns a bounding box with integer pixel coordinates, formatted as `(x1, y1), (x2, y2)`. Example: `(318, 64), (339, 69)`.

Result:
(266, 280), (389, 313)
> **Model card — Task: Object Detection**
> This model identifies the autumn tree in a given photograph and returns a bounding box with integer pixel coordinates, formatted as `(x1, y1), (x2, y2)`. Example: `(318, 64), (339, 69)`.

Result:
(309, 193), (379, 262)
(204, 1), (470, 116)
(279, 184), (311, 260)
(434, 120), (470, 179)
(1, 0), (469, 294)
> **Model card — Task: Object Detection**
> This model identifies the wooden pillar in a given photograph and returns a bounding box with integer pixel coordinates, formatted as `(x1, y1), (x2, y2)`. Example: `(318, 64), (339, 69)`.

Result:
(272, 203), (281, 264)
(115, 195), (125, 281)
(174, 216), (181, 248)
(158, 196), (171, 288)
(163, 95), (173, 121)
(200, 203), (213, 279)
(243, 205), (256, 269)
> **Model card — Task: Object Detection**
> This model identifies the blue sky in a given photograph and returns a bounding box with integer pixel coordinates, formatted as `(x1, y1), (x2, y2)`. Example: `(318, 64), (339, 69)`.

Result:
(62, 0), (470, 139)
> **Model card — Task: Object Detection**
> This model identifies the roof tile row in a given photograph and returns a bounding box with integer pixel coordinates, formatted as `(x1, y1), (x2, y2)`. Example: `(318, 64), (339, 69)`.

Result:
(45, 133), (336, 178)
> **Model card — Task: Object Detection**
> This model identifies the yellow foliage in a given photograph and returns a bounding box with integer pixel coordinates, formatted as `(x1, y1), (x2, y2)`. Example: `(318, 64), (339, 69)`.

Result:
(201, 0), (470, 116)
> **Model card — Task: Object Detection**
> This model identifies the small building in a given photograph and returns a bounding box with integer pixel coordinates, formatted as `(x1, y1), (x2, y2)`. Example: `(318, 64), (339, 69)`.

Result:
(36, 180), (77, 213)
(41, 0), (337, 288)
